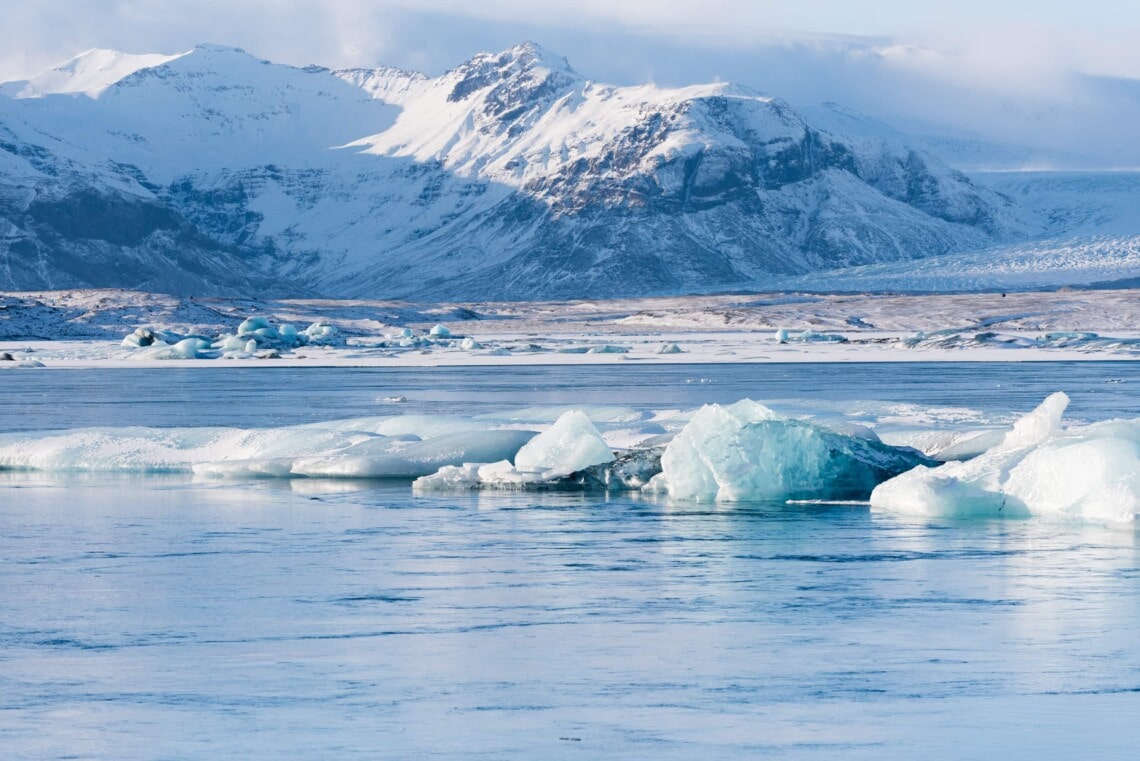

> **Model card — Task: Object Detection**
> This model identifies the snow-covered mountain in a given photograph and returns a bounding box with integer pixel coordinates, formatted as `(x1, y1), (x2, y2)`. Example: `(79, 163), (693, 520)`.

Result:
(0, 42), (1043, 299)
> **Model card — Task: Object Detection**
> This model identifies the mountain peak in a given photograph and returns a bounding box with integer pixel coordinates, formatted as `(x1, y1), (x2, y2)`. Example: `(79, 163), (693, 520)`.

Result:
(11, 48), (188, 99)
(189, 43), (256, 58)
(447, 42), (578, 104)
(500, 41), (575, 74)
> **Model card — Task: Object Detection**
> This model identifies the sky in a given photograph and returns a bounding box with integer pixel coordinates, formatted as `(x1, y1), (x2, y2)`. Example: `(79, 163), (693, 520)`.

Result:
(2, 0), (1139, 83)
(2, 1), (1139, 165)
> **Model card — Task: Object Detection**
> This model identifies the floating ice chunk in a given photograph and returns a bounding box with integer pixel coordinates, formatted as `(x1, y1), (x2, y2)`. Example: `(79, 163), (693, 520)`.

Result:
(513, 411), (615, 477)
(414, 459), (554, 490)
(871, 393), (1071, 519)
(287, 430), (535, 478)
(799, 330), (846, 343)
(16, 359), (45, 368)
(577, 448), (664, 489)
(773, 328), (846, 344)
(645, 400), (929, 502)
(586, 344), (628, 354)
(429, 324), (451, 338)
(657, 343), (683, 354)
(237, 316), (273, 335)
(304, 322), (341, 345)
(414, 411), (615, 490)
(460, 336), (480, 350)
(414, 463), (482, 489)
(121, 327), (158, 347)
(142, 337), (214, 360)
(869, 392), (1140, 523)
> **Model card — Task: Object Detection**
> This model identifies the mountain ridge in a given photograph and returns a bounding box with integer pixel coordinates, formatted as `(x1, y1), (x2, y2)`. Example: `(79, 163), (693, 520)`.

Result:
(0, 42), (1045, 299)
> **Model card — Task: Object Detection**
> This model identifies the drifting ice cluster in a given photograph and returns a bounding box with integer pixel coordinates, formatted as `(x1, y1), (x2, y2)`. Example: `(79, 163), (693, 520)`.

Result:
(5, 388), (1137, 525)
(119, 317), (493, 361)
(871, 392), (1140, 523)
(122, 316), (344, 360)
(894, 330), (1140, 355)
(774, 329), (847, 344)
(643, 400), (928, 502)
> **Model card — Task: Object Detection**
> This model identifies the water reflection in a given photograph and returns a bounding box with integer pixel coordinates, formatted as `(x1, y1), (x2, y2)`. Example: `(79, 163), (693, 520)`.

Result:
(3, 472), (1140, 758)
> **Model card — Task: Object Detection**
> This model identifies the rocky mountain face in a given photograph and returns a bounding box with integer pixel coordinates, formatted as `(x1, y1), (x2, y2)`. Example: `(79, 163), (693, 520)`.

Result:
(0, 43), (1040, 299)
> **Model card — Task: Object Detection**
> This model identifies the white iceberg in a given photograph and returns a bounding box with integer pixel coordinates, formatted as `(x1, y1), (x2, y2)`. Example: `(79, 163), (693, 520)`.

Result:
(870, 392), (1140, 524)
(304, 322), (341, 345)
(141, 337), (215, 360)
(514, 410), (614, 476)
(414, 410), (615, 490)
(644, 399), (929, 502)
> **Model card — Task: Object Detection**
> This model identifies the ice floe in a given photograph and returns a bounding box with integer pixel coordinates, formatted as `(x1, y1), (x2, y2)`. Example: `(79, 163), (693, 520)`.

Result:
(0, 416), (535, 478)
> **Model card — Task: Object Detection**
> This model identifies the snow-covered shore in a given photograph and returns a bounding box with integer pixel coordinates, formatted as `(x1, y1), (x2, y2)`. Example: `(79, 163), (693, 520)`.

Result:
(3, 288), (1140, 368)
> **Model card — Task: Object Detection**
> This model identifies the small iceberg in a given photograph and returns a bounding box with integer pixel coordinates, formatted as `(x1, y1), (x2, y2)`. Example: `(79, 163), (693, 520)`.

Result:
(870, 392), (1140, 524)
(414, 410), (615, 490)
(643, 400), (930, 502)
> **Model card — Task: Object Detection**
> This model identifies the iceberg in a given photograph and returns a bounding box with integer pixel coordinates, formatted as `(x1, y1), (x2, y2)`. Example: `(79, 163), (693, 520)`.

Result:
(303, 322), (341, 345)
(774, 329), (846, 344)
(871, 392), (1140, 524)
(414, 410), (615, 490)
(644, 400), (930, 502)
(513, 410), (614, 476)
(141, 337), (215, 360)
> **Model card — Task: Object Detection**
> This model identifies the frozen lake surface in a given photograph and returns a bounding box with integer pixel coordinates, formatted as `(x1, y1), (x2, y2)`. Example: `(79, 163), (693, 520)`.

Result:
(2, 363), (1139, 758)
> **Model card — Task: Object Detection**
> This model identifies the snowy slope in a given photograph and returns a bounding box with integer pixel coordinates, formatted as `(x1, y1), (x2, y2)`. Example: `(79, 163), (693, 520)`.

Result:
(5, 49), (189, 99)
(971, 171), (1140, 236)
(0, 43), (1042, 299)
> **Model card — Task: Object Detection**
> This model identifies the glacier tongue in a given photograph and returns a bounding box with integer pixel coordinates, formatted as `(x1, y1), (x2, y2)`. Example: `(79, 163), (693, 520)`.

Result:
(871, 392), (1140, 524)
(644, 399), (930, 502)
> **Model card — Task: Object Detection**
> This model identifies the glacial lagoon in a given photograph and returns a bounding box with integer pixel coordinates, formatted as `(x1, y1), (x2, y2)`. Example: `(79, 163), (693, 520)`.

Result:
(2, 363), (1139, 758)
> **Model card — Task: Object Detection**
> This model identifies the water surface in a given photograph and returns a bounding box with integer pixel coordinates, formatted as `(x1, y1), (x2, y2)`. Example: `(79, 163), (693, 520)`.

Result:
(2, 363), (1138, 758)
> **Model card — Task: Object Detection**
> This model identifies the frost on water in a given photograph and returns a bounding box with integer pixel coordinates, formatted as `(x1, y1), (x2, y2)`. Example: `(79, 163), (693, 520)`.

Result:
(871, 392), (1140, 523)
(644, 400), (929, 502)
(414, 411), (615, 490)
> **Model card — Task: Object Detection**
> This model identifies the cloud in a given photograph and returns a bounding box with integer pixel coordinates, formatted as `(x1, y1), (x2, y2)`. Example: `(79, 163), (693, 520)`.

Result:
(2, 0), (1139, 82)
